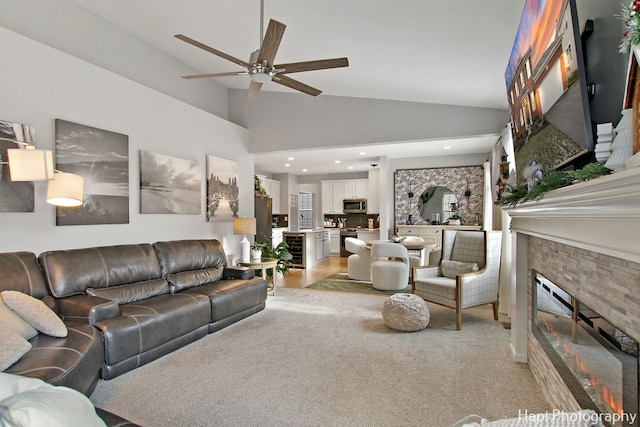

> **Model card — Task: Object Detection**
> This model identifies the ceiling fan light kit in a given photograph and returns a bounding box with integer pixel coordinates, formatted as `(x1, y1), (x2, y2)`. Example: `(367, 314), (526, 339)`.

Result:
(175, 2), (348, 100)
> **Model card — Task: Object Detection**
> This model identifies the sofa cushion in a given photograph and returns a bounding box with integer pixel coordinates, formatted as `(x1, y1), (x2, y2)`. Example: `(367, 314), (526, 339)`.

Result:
(0, 298), (37, 340)
(39, 244), (162, 298)
(441, 260), (479, 279)
(86, 279), (170, 305)
(0, 372), (106, 427)
(167, 267), (224, 293)
(0, 326), (31, 371)
(153, 239), (226, 277)
(0, 252), (50, 299)
(1, 291), (67, 338)
(95, 293), (210, 367)
(183, 277), (267, 323)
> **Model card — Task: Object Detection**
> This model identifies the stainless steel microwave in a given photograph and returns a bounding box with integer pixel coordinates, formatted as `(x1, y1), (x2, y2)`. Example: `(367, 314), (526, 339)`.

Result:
(343, 199), (367, 213)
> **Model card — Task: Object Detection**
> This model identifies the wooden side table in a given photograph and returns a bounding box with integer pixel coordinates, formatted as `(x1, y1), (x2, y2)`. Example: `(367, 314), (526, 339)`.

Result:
(236, 257), (279, 296)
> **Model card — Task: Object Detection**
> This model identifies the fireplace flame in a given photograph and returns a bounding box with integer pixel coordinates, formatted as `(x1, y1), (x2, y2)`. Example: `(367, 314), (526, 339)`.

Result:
(543, 319), (623, 416)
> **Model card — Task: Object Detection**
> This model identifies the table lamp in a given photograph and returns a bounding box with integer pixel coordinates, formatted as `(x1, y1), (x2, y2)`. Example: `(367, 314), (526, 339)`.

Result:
(234, 217), (256, 262)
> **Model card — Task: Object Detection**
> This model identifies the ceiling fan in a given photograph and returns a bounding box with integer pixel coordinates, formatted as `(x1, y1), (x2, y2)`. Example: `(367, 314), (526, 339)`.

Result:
(174, 0), (349, 101)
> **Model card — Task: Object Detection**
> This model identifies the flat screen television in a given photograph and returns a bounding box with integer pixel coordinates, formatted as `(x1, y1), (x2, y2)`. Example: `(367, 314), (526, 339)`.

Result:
(505, 0), (594, 179)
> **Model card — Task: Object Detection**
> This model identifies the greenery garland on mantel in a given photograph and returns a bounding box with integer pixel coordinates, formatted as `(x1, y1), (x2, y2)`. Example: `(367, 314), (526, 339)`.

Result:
(500, 162), (612, 207)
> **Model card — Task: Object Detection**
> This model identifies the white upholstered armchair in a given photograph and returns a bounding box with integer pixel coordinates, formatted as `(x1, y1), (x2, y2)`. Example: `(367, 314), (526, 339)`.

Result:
(412, 230), (502, 330)
(370, 242), (410, 291)
(345, 237), (372, 281)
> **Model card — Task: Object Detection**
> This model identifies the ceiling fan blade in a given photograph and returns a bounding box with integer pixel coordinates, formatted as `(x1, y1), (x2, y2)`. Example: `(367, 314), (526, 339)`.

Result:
(275, 57), (349, 74)
(181, 71), (248, 79)
(175, 34), (250, 68)
(247, 80), (263, 101)
(256, 19), (286, 65)
(273, 75), (322, 96)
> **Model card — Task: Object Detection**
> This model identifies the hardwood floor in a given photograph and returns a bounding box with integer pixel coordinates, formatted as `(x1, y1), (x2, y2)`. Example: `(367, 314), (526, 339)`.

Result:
(278, 256), (347, 289)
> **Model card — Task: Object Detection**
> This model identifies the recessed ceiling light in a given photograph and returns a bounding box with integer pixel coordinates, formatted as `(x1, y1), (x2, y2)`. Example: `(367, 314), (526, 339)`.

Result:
(443, 146), (451, 150)
(348, 166), (354, 170)
(287, 157), (294, 160)
(284, 163), (290, 167)
(334, 160), (341, 164)
(302, 169), (308, 172)
(359, 152), (366, 155)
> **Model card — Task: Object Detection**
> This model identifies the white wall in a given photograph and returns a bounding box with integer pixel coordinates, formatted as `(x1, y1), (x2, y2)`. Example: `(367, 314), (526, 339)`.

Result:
(0, 0), (229, 120)
(0, 26), (252, 256)
(229, 90), (509, 154)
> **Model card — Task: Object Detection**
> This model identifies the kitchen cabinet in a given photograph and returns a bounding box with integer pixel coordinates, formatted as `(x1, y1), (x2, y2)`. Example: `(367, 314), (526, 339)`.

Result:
(256, 175), (281, 214)
(284, 230), (330, 269)
(315, 231), (330, 263)
(321, 179), (367, 213)
(329, 229), (340, 255)
(357, 230), (380, 243)
(321, 181), (344, 213)
(396, 225), (481, 250)
(343, 180), (367, 199)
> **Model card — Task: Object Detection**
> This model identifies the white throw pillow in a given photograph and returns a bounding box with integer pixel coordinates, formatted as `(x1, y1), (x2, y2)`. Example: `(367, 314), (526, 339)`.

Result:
(0, 291), (67, 338)
(0, 373), (106, 427)
(0, 373), (43, 401)
(0, 298), (37, 340)
(440, 260), (479, 279)
(0, 326), (31, 372)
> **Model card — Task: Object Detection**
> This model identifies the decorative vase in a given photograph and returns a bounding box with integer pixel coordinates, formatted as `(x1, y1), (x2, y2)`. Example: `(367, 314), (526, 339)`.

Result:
(449, 219), (461, 226)
(250, 249), (262, 260)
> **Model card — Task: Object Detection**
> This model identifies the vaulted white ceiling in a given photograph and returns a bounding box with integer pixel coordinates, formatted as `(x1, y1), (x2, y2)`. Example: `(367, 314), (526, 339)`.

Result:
(74, 0), (524, 108)
(8, 0), (528, 174)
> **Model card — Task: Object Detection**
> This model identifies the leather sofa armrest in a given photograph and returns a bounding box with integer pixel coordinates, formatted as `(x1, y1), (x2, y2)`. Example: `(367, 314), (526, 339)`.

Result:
(223, 266), (255, 280)
(57, 295), (120, 325)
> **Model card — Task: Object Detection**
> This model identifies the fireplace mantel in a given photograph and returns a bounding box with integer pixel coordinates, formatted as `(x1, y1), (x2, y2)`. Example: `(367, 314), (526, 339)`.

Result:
(504, 166), (640, 366)
(506, 166), (640, 264)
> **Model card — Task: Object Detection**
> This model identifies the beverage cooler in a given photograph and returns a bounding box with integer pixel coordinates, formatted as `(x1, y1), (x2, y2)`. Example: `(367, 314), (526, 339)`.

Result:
(283, 232), (305, 268)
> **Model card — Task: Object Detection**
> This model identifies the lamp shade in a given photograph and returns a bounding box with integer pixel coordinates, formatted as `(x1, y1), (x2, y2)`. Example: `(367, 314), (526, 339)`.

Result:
(46, 172), (84, 207)
(6, 149), (54, 181)
(233, 217), (256, 235)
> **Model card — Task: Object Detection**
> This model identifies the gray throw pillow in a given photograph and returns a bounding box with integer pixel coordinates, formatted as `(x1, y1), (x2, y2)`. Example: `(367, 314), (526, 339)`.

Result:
(0, 291), (67, 338)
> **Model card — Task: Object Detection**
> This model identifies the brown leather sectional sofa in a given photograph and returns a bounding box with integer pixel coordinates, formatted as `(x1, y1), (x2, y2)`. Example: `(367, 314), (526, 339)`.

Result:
(0, 239), (267, 426)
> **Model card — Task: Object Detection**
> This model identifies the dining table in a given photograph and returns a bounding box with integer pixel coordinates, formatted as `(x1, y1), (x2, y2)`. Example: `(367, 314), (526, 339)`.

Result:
(366, 239), (437, 265)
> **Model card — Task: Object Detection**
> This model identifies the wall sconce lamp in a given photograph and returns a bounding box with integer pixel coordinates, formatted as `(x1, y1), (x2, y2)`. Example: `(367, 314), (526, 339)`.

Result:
(233, 217), (256, 262)
(1, 139), (84, 207)
(46, 172), (84, 207)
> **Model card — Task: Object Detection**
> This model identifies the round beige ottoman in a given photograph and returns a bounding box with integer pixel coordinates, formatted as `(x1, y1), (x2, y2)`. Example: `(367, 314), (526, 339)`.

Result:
(382, 293), (430, 331)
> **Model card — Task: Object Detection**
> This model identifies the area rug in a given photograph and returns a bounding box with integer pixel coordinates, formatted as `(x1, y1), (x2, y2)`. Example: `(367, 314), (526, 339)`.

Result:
(305, 268), (411, 295)
(89, 288), (550, 426)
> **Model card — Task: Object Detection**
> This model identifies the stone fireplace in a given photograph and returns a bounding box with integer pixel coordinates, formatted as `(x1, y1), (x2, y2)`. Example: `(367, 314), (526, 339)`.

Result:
(506, 166), (640, 424)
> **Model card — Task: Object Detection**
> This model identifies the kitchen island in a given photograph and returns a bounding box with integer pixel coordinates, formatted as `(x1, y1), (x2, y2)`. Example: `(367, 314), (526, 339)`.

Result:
(283, 229), (330, 269)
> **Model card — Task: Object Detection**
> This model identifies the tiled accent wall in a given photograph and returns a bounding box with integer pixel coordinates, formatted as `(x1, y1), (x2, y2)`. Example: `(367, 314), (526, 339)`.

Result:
(526, 236), (640, 409)
(394, 166), (484, 226)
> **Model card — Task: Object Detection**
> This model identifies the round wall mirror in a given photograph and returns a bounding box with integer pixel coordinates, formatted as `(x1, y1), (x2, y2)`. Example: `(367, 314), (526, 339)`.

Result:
(417, 186), (458, 224)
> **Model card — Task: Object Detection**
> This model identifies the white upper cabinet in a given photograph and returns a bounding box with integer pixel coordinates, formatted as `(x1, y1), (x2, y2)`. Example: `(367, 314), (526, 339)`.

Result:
(321, 181), (344, 213)
(321, 179), (367, 214)
(343, 180), (367, 199)
(256, 174), (281, 214)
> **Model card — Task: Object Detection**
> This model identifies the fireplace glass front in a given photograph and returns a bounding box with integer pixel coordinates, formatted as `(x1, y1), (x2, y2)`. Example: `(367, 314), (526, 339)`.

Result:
(532, 270), (638, 426)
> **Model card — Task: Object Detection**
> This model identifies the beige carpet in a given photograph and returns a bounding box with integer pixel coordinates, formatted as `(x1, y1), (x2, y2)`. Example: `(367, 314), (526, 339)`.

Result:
(90, 288), (549, 426)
